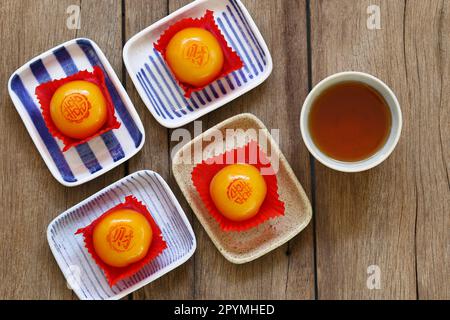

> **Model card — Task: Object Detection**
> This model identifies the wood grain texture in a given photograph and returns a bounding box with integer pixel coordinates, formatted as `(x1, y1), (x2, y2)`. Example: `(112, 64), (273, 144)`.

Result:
(0, 0), (448, 300)
(0, 0), (125, 300)
(74, 0), (129, 300)
(309, 0), (449, 300)
(311, 0), (429, 299)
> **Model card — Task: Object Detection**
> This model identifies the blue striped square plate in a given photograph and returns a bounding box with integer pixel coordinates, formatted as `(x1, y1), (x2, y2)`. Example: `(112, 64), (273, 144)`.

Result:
(47, 170), (196, 300)
(8, 38), (145, 186)
(123, 0), (272, 128)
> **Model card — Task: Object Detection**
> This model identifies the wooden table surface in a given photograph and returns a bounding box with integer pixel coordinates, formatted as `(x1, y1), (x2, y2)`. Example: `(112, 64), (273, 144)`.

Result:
(0, 0), (448, 300)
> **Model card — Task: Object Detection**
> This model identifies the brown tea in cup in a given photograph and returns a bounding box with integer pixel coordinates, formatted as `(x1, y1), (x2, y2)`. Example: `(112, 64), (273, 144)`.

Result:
(308, 81), (392, 162)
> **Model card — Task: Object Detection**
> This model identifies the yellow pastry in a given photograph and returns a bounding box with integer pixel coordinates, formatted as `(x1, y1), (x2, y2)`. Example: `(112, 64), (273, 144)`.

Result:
(166, 27), (224, 87)
(50, 80), (107, 139)
(209, 164), (267, 222)
(92, 209), (152, 268)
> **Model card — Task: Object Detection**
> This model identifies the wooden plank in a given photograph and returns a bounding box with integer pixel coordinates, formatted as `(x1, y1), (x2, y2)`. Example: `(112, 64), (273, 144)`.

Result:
(310, 0), (418, 299)
(69, 0), (127, 298)
(406, 0), (450, 300)
(0, 0), (124, 299)
(167, 0), (315, 299)
(0, 0), (81, 300)
(124, 0), (196, 300)
(0, 0), (58, 299)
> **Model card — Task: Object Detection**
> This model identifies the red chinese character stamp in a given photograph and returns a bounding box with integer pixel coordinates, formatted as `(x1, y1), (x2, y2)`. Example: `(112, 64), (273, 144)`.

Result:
(107, 224), (134, 252)
(61, 93), (91, 123)
(183, 41), (209, 67)
(227, 179), (253, 204)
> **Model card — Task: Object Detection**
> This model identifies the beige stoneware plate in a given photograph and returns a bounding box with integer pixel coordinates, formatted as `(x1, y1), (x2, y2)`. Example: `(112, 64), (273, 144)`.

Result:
(172, 113), (312, 263)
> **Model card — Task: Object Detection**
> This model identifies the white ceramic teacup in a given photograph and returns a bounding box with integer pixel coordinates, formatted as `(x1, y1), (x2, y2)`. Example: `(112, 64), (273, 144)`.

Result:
(300, 71), (402, 172)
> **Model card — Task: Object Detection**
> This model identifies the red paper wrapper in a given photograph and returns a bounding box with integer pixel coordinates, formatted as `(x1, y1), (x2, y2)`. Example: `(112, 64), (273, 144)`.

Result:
(154, 10), (244, 98)
(75, 196), (167, 287)
(35, 66), (121, 152)
(191, 141), (285, 232)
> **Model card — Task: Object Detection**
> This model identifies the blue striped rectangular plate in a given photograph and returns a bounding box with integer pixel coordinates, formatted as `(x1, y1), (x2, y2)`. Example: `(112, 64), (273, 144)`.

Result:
(47, 170), (196, 300)
(8, 38), (145, 186)
(123, 0), (272, 128)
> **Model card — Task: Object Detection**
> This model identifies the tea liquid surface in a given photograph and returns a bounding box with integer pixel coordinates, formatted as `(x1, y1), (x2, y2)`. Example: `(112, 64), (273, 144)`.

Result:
(308, 81), (392, 162)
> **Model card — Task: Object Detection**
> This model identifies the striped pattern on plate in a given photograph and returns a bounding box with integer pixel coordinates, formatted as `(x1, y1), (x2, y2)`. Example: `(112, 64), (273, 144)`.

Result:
(8, 38), (144, 186)
(47, 170), (196, 300)
(124, 0), (272, 128)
